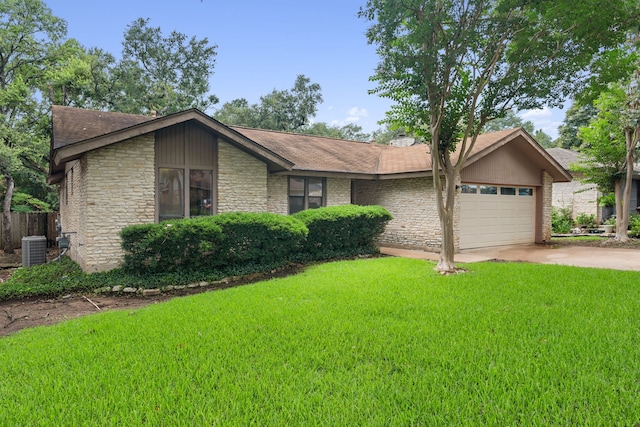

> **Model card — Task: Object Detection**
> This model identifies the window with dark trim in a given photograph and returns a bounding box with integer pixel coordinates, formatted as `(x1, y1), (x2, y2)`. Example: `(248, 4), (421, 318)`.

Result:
(289, 177), (325, 214)
(156, 123), (216, 221)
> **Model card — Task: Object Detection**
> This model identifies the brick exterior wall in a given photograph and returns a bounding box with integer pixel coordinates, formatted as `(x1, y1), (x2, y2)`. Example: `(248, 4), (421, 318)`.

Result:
(267, 175), (288, 215)
(354, 177), (447, 250)
(326, 178), (352, 206)
(542, 171), (554, 242)
(552, 176), (600, 222)
(218, 141), (268, 213)
(60, 136), (156, 272)
(58, 157), (88, 269)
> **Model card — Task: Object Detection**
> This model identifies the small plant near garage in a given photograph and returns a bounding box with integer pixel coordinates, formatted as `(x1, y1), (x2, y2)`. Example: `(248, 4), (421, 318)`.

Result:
(575, 212), (597, 229)
(552, 207), (573, 234)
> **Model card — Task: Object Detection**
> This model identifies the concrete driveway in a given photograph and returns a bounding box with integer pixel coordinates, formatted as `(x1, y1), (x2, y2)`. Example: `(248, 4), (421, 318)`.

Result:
(380, 244), (640, 271)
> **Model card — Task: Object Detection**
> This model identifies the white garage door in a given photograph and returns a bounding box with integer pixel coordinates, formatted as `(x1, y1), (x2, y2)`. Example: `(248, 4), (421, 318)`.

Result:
(459, 184), (535, 249)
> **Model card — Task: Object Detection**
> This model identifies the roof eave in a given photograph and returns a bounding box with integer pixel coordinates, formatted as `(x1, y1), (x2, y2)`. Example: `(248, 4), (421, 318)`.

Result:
(51, 109), (294, 172)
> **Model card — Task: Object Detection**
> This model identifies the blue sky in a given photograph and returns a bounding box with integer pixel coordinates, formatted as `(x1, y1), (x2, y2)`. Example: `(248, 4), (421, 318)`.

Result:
(45, 0), (564, 138)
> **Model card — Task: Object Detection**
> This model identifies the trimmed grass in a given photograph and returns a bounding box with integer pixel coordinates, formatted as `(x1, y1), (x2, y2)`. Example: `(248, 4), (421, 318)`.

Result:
(1, 257), (640, 425)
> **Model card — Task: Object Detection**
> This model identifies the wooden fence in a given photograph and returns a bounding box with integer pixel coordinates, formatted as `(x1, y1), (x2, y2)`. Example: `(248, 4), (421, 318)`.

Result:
(0, 212), (59, 250)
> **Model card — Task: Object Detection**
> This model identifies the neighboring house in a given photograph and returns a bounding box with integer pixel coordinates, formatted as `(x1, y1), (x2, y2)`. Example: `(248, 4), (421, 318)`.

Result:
(546, 148), (602, 221)
(547, 147), (640, 222)
(48, 106), (571, 272)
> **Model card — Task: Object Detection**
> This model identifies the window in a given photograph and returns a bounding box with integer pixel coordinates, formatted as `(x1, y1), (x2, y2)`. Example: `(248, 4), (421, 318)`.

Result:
(500, 187), (516, 195)
(480, 185), (498, 195)
(289, 177), (325, 214)
(156, 123), (216, 221)
(460, 184), (477, 194)
(519, 187), (533, 196)
(159, 168), (213, 221)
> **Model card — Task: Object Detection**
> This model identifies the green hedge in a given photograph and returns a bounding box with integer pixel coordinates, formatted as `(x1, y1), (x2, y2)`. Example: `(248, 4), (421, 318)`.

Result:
(121, 213), (308, 275)
(120, 206), (391, 276)
(293, 205), (392, 261)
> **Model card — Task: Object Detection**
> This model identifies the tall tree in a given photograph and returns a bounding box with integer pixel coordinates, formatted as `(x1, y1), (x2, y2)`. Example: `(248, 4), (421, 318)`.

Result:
(111, 18), (219, 116)
(556, 103), (598, 150)
(0, 0), (66, 253)
(576, 86), (628, 227)
(303, 122), (371, 141)
(360, 0), (638, 272)
(214, 75), (323, 132)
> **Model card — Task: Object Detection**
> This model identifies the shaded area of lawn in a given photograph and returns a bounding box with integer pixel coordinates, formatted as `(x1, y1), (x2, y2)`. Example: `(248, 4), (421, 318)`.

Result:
(0, 257), (639, 425)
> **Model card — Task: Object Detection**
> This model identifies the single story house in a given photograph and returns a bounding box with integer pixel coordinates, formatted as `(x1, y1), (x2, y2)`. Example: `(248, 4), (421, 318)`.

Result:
(48, 106), (571, 272)
(547, 147), (640, 222)
(546, 147), (602, 221)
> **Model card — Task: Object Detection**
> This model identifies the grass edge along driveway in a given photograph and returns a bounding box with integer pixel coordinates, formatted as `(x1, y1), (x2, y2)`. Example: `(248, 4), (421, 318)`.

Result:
(0, 257), (639, 425)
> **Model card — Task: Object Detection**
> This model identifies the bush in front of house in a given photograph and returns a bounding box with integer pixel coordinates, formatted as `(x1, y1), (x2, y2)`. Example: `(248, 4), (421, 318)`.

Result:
(628, 214), (640, 238)
(552, 207), (573, 234)
(120, 218), (224, 274)
(292, 204), (392, 261)
(120, 212), (308, 275)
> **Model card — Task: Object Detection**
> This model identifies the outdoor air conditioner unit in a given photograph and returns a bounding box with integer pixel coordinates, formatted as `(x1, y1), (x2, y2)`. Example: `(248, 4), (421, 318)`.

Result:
(22, 235), (47, 267)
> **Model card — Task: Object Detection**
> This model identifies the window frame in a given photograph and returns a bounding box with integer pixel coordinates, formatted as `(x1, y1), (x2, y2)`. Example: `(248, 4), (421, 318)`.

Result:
(155, 124), (217, 222)
(288, 176), (326, 214)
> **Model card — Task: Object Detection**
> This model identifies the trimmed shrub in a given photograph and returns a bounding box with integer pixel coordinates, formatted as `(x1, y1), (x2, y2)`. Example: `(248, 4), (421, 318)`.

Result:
(120, 213), (307, 275)
(293, 205), (392, 261)
(121, 218), (224, 274)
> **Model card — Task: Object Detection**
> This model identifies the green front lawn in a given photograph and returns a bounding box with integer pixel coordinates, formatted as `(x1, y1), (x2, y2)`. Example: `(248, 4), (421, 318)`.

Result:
(1, 258), (639, 425)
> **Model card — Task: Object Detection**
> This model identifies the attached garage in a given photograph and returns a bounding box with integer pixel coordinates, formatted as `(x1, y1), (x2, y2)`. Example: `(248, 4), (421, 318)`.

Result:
(459, 184), (536, 249)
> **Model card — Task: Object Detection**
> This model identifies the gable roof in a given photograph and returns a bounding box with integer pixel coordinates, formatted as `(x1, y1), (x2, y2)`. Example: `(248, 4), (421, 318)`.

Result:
(48, 106), (571, 184)
(48, 106), (293, 183)
(233, 126), (570, 181)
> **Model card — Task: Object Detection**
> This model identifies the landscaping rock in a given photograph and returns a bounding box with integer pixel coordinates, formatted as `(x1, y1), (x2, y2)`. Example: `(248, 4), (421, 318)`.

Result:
(142, 289), (161, 296)
(122, 287), (137, 293)
(112, 285), (123, 292)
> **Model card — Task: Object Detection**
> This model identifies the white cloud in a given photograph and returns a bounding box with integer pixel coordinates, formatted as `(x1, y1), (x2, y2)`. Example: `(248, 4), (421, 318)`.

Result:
(519, 106), (566, 140)
(347, 107), (368, 117)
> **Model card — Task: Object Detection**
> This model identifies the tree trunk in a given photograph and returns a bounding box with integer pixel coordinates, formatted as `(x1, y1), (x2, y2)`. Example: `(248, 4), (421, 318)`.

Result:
(614, 180), (625, 240)
(432, 145), (458, 273)
(437, 178), (457, 272)
(2, 175), (15, 254)
(616, 128), (639, 242)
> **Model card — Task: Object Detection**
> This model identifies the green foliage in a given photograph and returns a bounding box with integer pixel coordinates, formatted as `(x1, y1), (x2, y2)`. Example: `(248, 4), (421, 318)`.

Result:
(557, 103), (598, 150)
(552, 207), (573, 233)
(6, 191), (51, 212)
(0, 258), (87, 300)
(3, 259), (640, 424)
(121, 212), (308, 275)
(214, 75), (322, 132)
(293, 205), (392, 261)
(302, 122), (371, 142)
(575, 212), (597, 228)
(628, 214), (640, 238)
(115, 18), (218, 115)
(598, 193), (616, 207)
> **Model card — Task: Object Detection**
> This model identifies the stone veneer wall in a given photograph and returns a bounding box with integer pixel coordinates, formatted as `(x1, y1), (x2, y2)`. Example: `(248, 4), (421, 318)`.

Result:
(326, 178), (352, 206)
(552, 177), (600, 222)
(218, 141), (268, 213)
(542, 171), (553, 242)
(59, 156), (88, 269)
(354, 177), (446, 250)
(77, 136), (156, 272)
(267, 176), (352, 215)
(267, 175), (288, 215)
